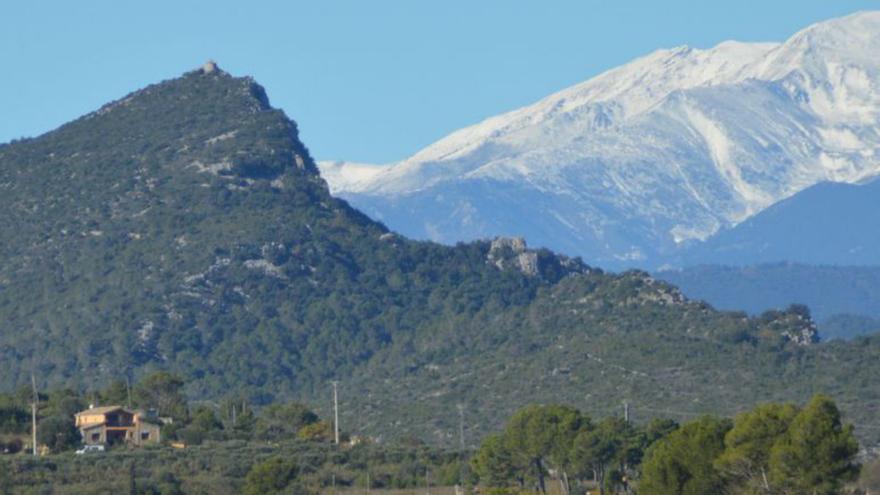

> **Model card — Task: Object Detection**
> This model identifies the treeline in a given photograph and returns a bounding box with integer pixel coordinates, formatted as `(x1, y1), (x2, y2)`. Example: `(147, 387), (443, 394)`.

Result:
(473, 395), (861, 495)
(0, 372), (336, 454)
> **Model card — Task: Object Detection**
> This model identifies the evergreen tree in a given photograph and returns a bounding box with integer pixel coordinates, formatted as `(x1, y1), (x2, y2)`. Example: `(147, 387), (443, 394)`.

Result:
(715, 402), (798, 493)
(244, 457), (298, 495)
(503, 404), (584, 493)
(640, 416), (732, 495)
(255, 402), (319, 440)
(471, 433), (520, 488)
(572, 417), (622, 495)
(37, 415), (80, 452)
(133, 372), (188, 421)
(769, 395), (859, 495)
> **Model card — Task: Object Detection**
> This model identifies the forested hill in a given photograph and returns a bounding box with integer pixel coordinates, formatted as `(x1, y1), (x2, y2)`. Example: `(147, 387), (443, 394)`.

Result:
(1, 65), (879, 446)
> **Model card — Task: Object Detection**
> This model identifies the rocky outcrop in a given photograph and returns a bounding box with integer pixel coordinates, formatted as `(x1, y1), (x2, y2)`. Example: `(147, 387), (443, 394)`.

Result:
(782, 316), (820, 346)
(487, 237), (539, 276)
(486, 237), (594, 280)
(755, 305), (821, 346)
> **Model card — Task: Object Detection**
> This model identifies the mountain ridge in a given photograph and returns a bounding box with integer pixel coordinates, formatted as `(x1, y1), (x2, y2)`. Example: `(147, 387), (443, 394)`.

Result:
(670, 177), (880, 266)
(320, 11), (880, 268)
(655, 262), (880, 340)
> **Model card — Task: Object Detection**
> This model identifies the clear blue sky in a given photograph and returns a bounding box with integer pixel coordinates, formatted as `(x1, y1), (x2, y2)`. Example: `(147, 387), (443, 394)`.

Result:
(1, 1), (877, 163)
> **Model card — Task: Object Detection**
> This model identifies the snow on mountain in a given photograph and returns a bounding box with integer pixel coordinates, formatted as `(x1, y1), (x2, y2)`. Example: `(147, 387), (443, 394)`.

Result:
(319, 11), (880, 268)
(319, 161), (391, 194)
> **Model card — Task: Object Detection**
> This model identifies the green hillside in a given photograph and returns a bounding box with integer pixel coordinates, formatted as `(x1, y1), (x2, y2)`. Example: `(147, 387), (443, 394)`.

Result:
(1, 65), (879, 446)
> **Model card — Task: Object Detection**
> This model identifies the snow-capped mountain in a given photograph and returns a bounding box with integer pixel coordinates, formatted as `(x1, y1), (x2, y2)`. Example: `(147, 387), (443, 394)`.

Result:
(320, 11), (880, 268)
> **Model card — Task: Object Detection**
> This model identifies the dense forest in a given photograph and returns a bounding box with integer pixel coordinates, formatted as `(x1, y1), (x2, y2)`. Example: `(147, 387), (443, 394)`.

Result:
(1, 67), (880, 448)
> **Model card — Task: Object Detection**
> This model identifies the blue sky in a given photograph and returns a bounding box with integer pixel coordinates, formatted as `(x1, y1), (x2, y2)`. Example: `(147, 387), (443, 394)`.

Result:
(1, 1), (877, 163)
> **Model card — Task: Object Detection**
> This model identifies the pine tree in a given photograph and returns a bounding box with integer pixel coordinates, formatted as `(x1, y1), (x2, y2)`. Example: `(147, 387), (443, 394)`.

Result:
(769, 394), (859, 495)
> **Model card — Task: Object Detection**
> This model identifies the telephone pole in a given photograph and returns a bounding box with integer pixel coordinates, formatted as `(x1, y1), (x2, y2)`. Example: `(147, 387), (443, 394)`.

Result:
(457, 404), (467, 494)
(31, 374), (38, 457)
(332, 381), (340, 445)
(457, 404), (465, 452)
(125, 374), (133, 409)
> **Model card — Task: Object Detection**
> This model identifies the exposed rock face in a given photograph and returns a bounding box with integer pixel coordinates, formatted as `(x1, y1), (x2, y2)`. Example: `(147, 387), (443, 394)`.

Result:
(782, 316), (820, 346)
(515, 251), (539, 277)
(490, 237), (527, 254)
(486, 236), (588, 278)
(488, 237), (538, 276)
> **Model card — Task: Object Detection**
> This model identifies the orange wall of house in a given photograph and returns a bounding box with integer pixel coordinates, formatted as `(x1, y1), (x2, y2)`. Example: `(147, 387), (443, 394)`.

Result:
(75, 414), (106, 427)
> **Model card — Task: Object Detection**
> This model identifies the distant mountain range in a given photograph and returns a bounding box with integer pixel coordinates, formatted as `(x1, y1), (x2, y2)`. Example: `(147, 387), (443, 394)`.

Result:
(321, 11), (880, 269)
(655, 176), (880, 340)
(655, 263), (880, 340)
(671, 178), (880, 266)
(4, 65), (880, 444)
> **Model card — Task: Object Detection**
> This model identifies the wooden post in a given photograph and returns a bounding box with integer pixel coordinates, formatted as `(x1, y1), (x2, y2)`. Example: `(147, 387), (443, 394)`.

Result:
(31, 374), (38, 457)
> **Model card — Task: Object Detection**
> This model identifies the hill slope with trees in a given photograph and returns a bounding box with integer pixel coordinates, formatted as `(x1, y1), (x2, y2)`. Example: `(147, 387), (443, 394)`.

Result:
(656, 263), (880, 340)
(1, 65), (880, 446)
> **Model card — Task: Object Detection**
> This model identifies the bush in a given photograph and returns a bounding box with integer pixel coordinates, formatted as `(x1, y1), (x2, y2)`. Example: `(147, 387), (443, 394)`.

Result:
(244, 456), (298, 495)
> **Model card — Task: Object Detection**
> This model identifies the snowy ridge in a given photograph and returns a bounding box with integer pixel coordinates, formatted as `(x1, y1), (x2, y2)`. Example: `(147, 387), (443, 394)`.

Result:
(319, 161), (391, 194)
(319, 11), (880, 267)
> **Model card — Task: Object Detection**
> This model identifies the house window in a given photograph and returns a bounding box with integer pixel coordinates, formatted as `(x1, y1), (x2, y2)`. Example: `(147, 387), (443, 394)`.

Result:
(91, 433), (100, 442)
(141, 432), (150, 440)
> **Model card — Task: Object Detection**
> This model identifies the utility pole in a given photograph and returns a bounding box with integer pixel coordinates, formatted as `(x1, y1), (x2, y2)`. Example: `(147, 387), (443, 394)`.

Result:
(457, 404), (465, 452)
(457, 404), (466, 493)
(31, 374), (38, 457)
(332, 381), (340, 445)
(125, 374), (133, 409)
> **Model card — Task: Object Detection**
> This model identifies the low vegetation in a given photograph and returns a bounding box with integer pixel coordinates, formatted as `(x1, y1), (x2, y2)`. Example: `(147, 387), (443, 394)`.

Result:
(0, 372), (464, 494)
(1, 374), (867, 495)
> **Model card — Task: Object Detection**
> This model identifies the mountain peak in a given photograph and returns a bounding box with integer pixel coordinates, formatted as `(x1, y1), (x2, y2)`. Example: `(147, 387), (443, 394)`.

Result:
(321, 11), (880, 268)
(52, 66), (320, 182)
(201, 59), (219, 74)
(752, 10), (880, 82)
